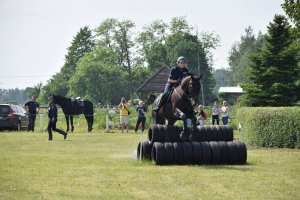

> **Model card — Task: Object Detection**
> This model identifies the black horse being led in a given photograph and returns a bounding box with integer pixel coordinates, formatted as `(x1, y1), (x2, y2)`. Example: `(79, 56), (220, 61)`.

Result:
(52, 95), (94, 132)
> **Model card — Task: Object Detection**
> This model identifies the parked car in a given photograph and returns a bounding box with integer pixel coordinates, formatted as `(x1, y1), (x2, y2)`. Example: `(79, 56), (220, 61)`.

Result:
(0, 104), (29, 131)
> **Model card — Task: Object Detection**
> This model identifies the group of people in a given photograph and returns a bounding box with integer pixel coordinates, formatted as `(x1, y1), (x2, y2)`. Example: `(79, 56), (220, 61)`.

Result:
(197, 100), (230, 126)
(118, 97), (147, 133)
(24, 56), (229, 140)
(24, 95), (67, 141)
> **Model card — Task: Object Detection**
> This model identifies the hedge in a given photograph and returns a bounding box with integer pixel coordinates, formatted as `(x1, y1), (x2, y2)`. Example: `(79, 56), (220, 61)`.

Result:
(237, 107), (300, 148)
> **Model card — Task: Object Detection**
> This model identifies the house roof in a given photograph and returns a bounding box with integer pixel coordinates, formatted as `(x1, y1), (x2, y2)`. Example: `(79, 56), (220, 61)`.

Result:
(136, 66), (170, 93)
(218, 86), (244, 93)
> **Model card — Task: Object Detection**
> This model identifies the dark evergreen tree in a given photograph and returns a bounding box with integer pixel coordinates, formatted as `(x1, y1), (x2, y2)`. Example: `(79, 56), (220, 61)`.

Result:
(242, 15), (300, 106)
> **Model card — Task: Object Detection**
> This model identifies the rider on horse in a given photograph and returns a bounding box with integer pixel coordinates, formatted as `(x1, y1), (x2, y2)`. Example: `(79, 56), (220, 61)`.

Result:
(153, 56), (189, 112)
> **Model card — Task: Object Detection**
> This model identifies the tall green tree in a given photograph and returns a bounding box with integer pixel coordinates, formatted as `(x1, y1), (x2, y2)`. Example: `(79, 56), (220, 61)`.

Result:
(43, 26), (95, 97)
(228, 26), (264, 85)
(137, 20), (168, 69)
(137, 17), (219, 104)
(95, 19), (139, 102)
(282, 0), (300, 29)
(69, 45), (126, 104)
(242, 15), (300, 106)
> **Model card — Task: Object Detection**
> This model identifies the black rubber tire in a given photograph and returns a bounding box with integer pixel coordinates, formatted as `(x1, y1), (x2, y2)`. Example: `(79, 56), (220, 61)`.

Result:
(191, 142), (202, 165)
(226, 125), (234, 141)
(151, 142), (166, 165)
(210, 125), (218, 141)
(157, 124), (165, 142)
(204, 126), (212, 141)
(148, 124), (159, 144)
(235, 140), (247, 164)
(182, 142), (193, 164)
(163, 125), (171, 142)
(142, 141), (152, 160)
(189, 129), (199, 142)
(216, 125), (223, 141)
(201, 141), (212, 165)
(218, 141), (230, 164)
(173, 126), (182, 142)
(227, 141), (239, 164)
(173, 142), (184, 164)
(197, 126), (206, 141)
(137, 141), (142, 160)
(220, 126), (229, 141)
(209, 141), (221, 164)
(164, 142), (175, 164)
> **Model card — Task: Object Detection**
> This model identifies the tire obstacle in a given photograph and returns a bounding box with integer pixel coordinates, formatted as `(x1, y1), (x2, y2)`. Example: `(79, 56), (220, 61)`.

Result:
(137, 125), (247, 165)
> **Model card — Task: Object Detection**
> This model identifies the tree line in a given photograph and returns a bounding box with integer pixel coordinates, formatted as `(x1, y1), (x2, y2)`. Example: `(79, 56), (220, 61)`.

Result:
(2, 1), (299, 107)
(38, 16), (219, 105)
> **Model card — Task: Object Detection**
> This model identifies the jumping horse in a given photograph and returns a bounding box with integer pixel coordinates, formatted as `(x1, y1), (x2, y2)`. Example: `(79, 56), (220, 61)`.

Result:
(145, 74), (202, 138)
(52, 95), (94, 132)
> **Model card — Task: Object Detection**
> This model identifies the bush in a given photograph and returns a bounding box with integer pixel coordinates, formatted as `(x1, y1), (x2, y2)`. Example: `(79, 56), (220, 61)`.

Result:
(237, 107), (300, 148)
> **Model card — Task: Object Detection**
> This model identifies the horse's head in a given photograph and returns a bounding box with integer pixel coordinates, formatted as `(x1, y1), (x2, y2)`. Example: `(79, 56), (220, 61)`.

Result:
(52, 94), (64, 104)
(180, 74), (203, 106)
(145, 94), (157, 107)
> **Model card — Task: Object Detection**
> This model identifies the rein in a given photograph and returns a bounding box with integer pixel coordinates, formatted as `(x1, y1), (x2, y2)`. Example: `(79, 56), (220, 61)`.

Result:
(174, 87), (194, 105)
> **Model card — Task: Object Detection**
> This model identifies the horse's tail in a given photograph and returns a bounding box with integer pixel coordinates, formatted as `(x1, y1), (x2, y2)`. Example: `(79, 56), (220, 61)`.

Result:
(145, 94), (157, 107)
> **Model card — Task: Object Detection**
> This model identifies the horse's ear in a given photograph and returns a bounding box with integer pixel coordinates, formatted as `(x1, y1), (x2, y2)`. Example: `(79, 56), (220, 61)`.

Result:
(188, 72), (194, 77)
(196, 74), (203, 81)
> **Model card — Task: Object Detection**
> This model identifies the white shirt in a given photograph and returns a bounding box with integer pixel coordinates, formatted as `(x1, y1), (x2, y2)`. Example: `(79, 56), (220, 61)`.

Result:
(212, 107), (220, 116)
(221, 106), (229, 117)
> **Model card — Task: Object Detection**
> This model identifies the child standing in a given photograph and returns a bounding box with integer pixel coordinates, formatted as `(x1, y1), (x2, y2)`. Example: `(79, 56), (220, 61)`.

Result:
(221, 101), (230, 125)
(135, 100), (147, 133)
(212, 101), (221, 125)
(197, 105), (207, 126)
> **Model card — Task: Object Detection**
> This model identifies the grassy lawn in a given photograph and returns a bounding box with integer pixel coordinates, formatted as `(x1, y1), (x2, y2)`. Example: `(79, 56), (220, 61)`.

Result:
(0, 130), (299, 200)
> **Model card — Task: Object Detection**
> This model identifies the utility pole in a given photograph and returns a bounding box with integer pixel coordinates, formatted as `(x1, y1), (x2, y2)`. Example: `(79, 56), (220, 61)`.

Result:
(196, 27), (205, 106)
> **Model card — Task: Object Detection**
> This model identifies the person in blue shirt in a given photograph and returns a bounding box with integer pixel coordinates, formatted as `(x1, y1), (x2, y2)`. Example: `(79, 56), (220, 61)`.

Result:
(135, 100), (147, 133)
(153, 56), (189, 112)
(47, 97), (67, 141)
(24, 95), (40, 132)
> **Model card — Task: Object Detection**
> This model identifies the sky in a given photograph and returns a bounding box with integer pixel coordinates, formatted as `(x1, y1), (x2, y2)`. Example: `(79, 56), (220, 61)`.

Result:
(0, 0), (285, 89)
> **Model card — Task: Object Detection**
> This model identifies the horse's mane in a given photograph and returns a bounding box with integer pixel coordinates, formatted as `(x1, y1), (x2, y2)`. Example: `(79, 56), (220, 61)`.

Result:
(179, 76), (192, 90)
(53, 95), (71, 102)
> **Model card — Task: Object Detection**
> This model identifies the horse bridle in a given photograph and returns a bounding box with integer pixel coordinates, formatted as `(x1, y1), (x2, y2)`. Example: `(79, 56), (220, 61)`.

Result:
(174, 86), (197, 106)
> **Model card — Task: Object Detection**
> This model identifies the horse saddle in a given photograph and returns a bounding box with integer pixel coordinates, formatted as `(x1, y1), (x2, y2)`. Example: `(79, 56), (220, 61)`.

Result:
(73, 97), (84, 107)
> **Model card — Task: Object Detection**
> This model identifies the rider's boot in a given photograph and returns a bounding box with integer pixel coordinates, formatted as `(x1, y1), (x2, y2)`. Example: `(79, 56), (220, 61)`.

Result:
(153, 93), (168, 112)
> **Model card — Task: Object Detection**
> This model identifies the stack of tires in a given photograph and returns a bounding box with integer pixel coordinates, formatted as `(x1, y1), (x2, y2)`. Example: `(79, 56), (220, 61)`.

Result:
(137, 124), (247, 165)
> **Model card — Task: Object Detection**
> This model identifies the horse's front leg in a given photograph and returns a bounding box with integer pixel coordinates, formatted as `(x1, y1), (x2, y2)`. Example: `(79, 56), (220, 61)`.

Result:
(174, 108), (190, 141)
(65, 115), (69, 132)
(70, 116), (74, 132)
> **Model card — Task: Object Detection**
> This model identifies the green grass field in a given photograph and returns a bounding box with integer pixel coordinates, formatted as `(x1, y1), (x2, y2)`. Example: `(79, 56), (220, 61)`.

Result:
(0, 130), (299, 200)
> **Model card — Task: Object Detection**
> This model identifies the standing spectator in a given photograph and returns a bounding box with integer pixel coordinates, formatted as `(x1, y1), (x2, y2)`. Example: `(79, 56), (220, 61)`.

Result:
(118, 97), (130, 133)
(47, 97), (67, 141)
(212, 101), (221, 125)
(135, 100), (147, 133)
(221, 101), (230, 125)
(24, 95), (40, 132)
(197, 105), (207, 126)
